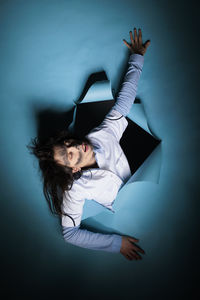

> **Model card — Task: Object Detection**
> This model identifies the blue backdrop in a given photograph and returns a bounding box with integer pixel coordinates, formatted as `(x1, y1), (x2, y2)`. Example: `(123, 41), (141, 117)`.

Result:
(0, 0), (199, 298)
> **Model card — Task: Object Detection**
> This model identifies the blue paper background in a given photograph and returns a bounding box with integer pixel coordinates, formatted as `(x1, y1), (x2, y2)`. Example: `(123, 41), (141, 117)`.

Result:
(0, 0), (199, 298)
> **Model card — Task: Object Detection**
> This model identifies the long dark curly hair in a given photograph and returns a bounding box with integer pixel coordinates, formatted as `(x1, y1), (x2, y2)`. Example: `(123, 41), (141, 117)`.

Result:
(27, 130), (91, 217)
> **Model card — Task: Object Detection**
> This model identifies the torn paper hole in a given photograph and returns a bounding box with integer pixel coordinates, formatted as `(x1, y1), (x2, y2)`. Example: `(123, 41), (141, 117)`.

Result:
(67, 80), (161, 220)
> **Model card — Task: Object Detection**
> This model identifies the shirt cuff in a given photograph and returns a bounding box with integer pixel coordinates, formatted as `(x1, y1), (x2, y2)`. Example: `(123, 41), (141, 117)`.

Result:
(129, 53), (144, 67)
(111, 234), (122, 253)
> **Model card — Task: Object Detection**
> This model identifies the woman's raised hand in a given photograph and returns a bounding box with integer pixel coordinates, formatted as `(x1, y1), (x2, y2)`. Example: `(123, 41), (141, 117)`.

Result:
(123, 28), (150, 56)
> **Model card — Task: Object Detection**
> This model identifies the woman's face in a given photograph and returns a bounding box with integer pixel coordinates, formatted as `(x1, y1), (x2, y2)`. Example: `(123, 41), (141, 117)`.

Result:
(53, 139), (95, 173)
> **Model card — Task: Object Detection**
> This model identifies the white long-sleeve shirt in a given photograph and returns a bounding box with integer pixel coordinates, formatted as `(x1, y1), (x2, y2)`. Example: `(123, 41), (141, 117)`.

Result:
(62, 53), (144, 252)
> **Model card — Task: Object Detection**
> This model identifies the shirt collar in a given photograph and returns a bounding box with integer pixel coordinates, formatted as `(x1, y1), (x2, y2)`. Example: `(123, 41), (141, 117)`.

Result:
(93, 144), (104, 154)
(92, 144), (105, 168)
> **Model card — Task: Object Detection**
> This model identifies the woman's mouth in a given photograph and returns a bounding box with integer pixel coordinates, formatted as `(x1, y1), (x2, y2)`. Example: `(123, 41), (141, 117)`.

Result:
(82, 143), (88, 152)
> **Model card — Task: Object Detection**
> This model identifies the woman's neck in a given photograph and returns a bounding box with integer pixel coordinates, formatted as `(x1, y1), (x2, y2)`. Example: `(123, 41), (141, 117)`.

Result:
(84, 151), (99, 169)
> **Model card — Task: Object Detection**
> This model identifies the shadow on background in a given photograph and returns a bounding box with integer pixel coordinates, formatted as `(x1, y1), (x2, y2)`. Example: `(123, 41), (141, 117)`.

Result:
(34, 108), (74, 142)
(76, 70), (109, 104)
(33, 71), (109, 142)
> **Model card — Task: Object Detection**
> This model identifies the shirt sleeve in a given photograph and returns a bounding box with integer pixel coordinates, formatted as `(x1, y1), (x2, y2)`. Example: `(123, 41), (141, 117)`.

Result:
(111, 53), (144, 117)
(62, 225), (122, 253)
(61, 181), (122, 253)
(88, 108), (128, 142)
(87, 54), (144, 142)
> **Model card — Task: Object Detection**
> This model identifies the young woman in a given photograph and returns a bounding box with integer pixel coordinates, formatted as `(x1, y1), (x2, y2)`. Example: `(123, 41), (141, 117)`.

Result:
(28, 28), (150, 261)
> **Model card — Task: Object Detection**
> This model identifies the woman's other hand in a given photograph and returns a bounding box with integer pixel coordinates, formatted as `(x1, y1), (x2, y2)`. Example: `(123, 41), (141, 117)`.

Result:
(123, 28), (150, 56)
(120, 235), (145, 261)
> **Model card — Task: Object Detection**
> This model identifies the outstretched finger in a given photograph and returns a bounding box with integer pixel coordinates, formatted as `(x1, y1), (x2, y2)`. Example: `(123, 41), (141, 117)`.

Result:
(134, 28), (138, 44)
(129, 31), (134, 45)
(132, 244), (145, 254)
(125, 254), (132, 261)
(131, 250), (142, 260)
(144, 40), (151, 49)
(138, 28), (142, 45)
(128, 236), (139, 243)
(123, 39), (131, 50)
